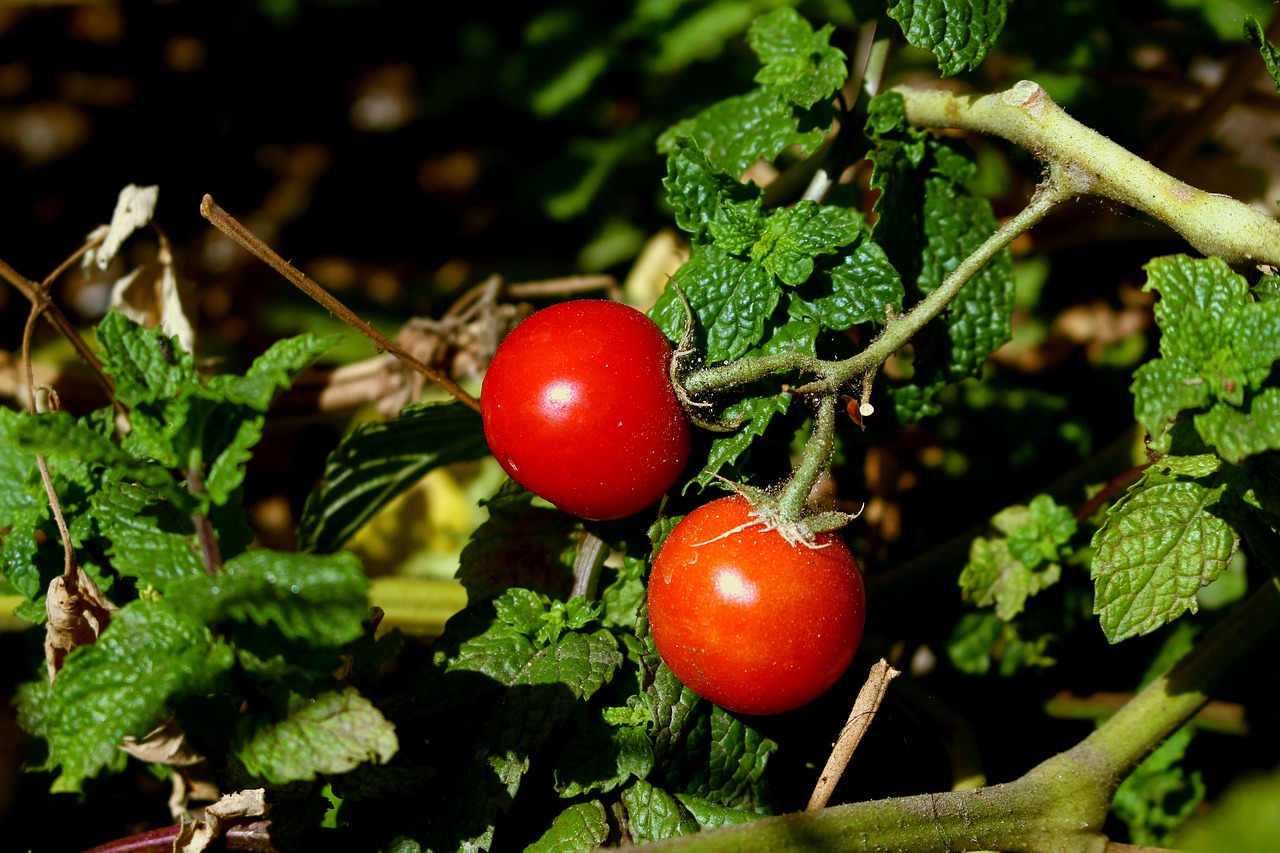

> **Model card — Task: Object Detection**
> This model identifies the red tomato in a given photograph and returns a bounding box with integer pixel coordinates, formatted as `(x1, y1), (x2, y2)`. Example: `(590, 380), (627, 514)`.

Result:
(481, 300), (692, 521)
(647, 495), (865, 715)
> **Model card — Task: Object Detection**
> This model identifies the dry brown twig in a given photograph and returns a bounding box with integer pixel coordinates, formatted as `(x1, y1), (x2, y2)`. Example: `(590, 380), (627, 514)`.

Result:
(200, 194), (483, 412)
(807, 658), (901, 811)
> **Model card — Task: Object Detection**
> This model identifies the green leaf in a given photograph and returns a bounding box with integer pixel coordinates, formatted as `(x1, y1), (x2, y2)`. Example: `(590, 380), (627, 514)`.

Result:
(754, 202), (863, 286)
(674, 794), (768, 831)
(692, 392), (792, 491)
(298, 401), (490, 553)
(623, 779), (700, 843)
(656, 9), (844, 176)
(164, 548), (370, 646)
(1131, 255), (1280, 459)
(554, 722), (655, 797)
(91, 481), (207, 585)
(439, 617), (624, 852)
(455, 490), (578, 603)
(525, 801), (611, 853)
(1245, 16), (1280, 91)
(16, 599), (233, 793)
(236, 686), (398, 784)
(801, 240), (905, 330)
(210, 332), (338, 410)
(650, 247), (780, 363)
(887, 0), (1010, 76)
(1091, 468), (1239, 643)
(662, 137), (762, 247)
(686, 706), (776, 809)
(95, 309), (197, 407)
(747, 7), (847, 109)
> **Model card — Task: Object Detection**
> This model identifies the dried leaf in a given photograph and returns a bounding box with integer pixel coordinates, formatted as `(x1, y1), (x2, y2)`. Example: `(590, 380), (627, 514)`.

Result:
(94, 183), (160, 270)
(174, 788), (269, 853)
(44, 566), (118, 680)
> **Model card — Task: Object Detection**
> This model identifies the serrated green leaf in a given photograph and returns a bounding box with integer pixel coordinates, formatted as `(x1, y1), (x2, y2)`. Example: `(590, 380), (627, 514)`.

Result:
(164, 548), (369, 646)
(662, 137), (763, 247)
(526, 801), (611, 853)
(801, 240), (904, 330)
(91, 481), (206, 585)
(456, 490), (578, 603)
(623, 779), (700, 843)
(960, 537), (1062, 621)
(16, 599), (233, 793)
(887, 0), (1010, 76)
(946, 611), (1056, 677)
(1091, 469), (1239, 643)
(554, 723), (655, 797)
(209, 332), (338, 410)
(95, 310), (197, 407)
(755, 202), (863, 286)
(747, 7), (846, 109)
(674, 794), (767, 830)
(650, 248), (781, 363)
(600, 554), (647, 630)
(694, 707), (776, 809)
(298, 401), (490, 553)
(236, 686), (397, 784)
(1194, 390), (1280, 464)
(1132, 255), (1280, 458)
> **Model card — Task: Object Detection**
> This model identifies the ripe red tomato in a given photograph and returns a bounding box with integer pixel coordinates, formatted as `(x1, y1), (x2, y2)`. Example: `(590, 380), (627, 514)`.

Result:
(481, 300), (692, 521)
(647, 495), (866, 715)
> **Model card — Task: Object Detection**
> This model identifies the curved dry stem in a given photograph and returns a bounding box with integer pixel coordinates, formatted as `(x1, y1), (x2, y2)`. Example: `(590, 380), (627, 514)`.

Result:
(200, 194), (481, 412)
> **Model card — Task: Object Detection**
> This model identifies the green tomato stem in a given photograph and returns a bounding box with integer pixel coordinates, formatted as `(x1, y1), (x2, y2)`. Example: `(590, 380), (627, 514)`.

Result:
(893, 80), (1280, 267)
(775, 394), (838, 524)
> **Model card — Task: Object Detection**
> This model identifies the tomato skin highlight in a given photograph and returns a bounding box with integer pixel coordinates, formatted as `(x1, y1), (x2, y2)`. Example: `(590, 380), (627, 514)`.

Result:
(647, 495), (866, 715)
(480, 300), (692, 521)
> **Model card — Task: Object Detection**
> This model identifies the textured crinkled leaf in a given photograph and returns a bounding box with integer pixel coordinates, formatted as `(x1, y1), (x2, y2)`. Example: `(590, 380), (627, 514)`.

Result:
(554, 723), (655, 797)
(1246, 16), (1280, 91)
(658, 88), (831, 178)
(298, 401), (490, 553)
(236, 687), (397, 784)
(946, 611), (1055, 677)
(662, 137), (762, 246)
(887, 0), (1010, 76)
(651, 248), (780, 362)
(689, 707), (776, 809)
(164, 549), (369, 646)
(96, 309), (197, 407)
(747, 7), (846, 109)
(15, 410), (174, 494)
(755, 202), (863, 286)
(1132, 256), (1280, 455)
(16, 599), (233, 793)
(449, 628), (623, 852)
(1194, 391), (1280, 464)
(675, 794), (767, 830)
(526, 801), (611, 853)
(1091, 470), (1238, 643)
(92, 482), (205, 586)
(623, 779), (700, 843)
(960, 537), (1061, 621)
(803, 239), (904, 329)
(209, 332), (338, 411)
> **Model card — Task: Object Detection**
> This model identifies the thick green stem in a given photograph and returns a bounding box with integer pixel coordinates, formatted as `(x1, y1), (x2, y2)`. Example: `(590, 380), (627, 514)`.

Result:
(633, 580), (1280, 852)
(893, 80), (1280, 267)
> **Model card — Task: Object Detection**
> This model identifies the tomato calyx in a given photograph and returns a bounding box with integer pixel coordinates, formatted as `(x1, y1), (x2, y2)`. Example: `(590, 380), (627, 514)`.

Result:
(706, 477), (860, 549)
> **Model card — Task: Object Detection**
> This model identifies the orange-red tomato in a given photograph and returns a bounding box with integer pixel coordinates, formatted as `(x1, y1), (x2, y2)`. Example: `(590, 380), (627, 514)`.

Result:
(481, 300), (691, 521)
(648, 495), (866, 715)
